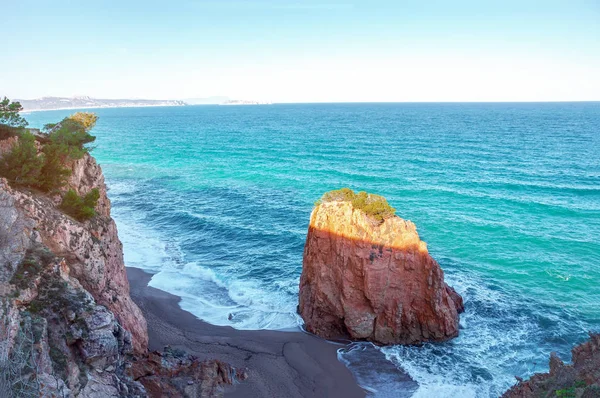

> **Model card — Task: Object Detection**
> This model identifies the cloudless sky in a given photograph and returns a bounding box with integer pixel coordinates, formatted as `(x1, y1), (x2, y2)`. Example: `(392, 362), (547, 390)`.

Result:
(2, 0), (599, 102)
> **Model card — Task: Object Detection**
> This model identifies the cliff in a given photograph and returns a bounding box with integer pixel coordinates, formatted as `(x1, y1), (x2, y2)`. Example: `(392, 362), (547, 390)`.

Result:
(503, 334), (600, 398)
(298, 199), (463, 345)
(0, 134), (238, 397)
(0, 154), (148, 353)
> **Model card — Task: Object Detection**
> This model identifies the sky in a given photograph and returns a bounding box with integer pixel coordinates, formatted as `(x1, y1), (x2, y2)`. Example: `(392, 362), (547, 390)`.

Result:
(2, 0), (599, 102)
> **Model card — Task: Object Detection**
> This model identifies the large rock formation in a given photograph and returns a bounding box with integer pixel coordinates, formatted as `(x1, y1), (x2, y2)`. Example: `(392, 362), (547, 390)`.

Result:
(503, 334), (600, 398)
(0, 155), (148, 354)
(298, 200), (463, 345)
(0, 133), (239, 397)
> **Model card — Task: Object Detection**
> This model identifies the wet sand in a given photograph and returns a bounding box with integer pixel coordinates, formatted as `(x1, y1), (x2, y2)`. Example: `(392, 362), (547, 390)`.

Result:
(126, 266), (367, 397)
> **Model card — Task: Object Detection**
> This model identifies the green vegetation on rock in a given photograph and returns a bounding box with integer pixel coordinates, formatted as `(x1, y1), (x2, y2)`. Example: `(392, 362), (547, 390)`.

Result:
(0, 98), (101, 223)
(0, 98), (98, 192)
(554, 380), (588, 398)
(60, 188), (100, 221)
(43, 112), (97, 159)
(0, 131), (44, 187)
(37, 112), (98, 191)
(317, 188), (396, 222)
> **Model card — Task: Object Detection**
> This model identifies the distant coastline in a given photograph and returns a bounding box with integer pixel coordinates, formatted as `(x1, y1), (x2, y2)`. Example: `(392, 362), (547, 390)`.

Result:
(17, 96), (277, 112)
(21, 103), (188, 113)
(18, 96), (187, 112)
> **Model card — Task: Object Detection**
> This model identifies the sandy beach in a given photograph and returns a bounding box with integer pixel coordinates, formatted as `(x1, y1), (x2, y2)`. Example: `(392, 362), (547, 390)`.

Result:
(126, 267), (368, 397)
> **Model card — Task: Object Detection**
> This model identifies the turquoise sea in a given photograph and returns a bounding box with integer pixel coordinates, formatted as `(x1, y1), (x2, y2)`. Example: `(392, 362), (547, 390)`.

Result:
(26, 103), (600, 397)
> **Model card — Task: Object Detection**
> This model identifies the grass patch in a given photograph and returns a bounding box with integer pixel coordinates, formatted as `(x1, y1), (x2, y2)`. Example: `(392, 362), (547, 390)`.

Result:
(316, 188), (396, 222)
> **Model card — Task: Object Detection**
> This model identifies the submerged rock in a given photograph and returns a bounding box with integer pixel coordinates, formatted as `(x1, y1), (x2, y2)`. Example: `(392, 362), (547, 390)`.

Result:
(298, 199), (463, 345)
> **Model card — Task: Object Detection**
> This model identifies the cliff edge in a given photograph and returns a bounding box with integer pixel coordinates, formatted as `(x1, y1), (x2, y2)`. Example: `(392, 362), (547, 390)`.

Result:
(298, 193), (463, 345)
(0, 153), (148, 354)
(0, 125), (238, 397)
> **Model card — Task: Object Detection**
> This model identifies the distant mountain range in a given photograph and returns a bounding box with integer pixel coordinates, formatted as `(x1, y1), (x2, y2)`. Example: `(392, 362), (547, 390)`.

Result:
(18, 96), (187, 111)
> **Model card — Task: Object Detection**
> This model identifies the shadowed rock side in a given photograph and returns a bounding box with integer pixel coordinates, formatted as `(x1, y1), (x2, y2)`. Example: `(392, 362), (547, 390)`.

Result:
(503, 333), (600, 398)
(299, 201), (463, 345)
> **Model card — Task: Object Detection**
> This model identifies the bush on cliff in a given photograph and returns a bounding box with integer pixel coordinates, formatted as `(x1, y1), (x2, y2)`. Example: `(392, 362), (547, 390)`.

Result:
(60, 188), (100, 221)
(0, 104), (99, 193)
(36, 142), (75, 192)
(33, 112), (98, 192)
(35, 112), (98, 191)
(317, 188), (396, 222)
(43, 112), (97, 159)
(0, 131), (44, 187)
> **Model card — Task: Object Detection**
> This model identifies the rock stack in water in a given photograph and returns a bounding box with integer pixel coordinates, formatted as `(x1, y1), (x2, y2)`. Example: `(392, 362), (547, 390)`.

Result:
(298, 189), (464, 345)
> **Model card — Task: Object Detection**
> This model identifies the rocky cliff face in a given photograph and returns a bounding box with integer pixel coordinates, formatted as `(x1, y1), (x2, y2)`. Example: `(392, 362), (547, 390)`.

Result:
(503, 334), (600, 398)
(0, 135), (238, 397)
(298, 201), (463, 345)
(0, 154), (148, 354)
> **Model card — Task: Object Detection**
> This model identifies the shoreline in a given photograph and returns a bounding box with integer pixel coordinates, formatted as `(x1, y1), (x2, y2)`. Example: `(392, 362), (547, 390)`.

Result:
(126, 266), (369, 397)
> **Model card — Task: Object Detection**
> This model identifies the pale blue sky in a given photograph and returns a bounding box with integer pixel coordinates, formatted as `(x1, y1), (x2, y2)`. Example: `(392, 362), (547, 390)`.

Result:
(2, 0), (599, 102)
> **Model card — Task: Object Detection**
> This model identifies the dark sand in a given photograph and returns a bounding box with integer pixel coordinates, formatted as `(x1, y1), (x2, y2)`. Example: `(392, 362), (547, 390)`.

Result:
(127, 267), (367, 397)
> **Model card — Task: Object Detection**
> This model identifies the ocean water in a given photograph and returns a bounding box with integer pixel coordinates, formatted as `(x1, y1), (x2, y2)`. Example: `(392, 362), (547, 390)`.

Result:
(25, 103), (600, 397)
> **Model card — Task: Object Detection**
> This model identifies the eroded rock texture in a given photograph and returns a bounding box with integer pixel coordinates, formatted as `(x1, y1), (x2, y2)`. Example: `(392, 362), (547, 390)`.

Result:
(298, 200), (463, 345)
(1, 135), (239, 397)
(503, 334), (600, 398)
(0, 155), (147, 354)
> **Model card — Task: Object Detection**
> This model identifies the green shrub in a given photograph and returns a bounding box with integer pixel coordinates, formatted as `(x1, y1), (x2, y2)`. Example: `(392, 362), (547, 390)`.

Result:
(0, 131), (44, 187)
(45, 112), (97, 159)
(34, 112), (98, 192)
(317, 188), (396, 222)
(36, 142), (73, 192)
(60, 188), (100, 221)
(0, 108), (99, 193)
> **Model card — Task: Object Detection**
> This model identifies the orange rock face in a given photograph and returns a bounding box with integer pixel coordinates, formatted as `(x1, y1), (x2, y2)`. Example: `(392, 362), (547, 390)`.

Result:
(298, 201), (463, 345)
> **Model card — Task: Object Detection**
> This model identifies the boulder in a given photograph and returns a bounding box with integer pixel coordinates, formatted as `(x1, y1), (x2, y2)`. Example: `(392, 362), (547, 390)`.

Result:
(299, 200), (463, 345)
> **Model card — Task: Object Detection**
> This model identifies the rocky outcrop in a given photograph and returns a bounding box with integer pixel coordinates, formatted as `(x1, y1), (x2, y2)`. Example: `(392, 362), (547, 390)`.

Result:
(127, 347), (246, 398)
(0, 156), (148, 354)
(503, 334), (600, 398)
(1, 249), (146, 398)
(298, 200), (463, 345)
(1, 134), (240, 397)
